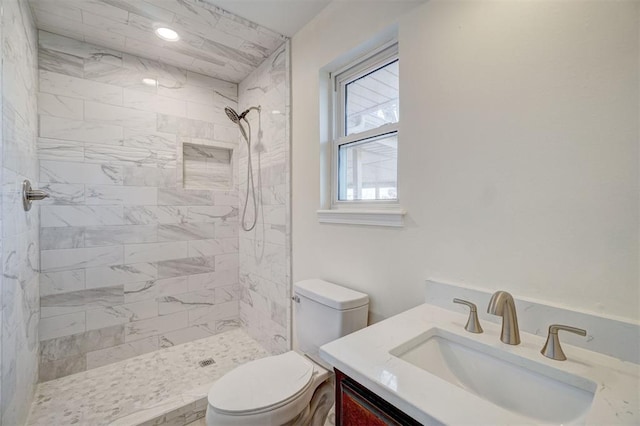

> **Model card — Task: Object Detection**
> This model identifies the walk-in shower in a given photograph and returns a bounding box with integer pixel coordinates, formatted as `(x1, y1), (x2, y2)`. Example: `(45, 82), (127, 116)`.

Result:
(225, 105), (262, 231)
(7, 0), (291, 419)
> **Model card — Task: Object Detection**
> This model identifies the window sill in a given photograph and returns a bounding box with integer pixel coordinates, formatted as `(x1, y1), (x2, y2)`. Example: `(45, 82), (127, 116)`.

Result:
(316, 208), (406, 227)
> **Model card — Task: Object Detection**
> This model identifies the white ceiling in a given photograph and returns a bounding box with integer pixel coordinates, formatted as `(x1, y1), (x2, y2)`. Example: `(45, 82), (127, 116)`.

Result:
(206, 0), (331, 37)
(27, 0), (292, 82)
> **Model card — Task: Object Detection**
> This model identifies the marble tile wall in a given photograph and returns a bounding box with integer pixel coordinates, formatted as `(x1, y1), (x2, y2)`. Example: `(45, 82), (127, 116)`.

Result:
(237, 42), (291, 354)
(182, 143), (234, 190)
(36, 31), (244, 381)
(0, 0), (40, 425)
(27, 0), (286, 83)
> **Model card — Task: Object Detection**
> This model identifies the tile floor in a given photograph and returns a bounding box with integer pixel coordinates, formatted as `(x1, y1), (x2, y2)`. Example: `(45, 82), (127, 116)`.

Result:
(27, 328), (269, 425)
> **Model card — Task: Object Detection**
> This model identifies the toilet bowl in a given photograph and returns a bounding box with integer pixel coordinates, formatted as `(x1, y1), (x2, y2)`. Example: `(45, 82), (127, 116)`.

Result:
(206, 351), (332, 425)
(205, 279), (369, 426)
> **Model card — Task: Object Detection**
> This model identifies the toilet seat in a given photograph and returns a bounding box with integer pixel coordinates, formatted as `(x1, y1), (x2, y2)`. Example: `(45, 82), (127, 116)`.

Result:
(208, 351), (315, 416)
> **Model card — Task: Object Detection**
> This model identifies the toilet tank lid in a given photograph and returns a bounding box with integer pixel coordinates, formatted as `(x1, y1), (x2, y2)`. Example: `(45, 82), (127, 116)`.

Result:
(294, 279), (369, 310)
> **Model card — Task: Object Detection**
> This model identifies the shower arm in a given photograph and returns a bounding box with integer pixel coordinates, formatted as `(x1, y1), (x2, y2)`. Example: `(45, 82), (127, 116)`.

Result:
(241, 105), (261, 119)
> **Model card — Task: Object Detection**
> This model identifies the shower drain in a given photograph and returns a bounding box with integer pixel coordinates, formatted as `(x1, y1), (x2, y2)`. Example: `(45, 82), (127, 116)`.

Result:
(199, 358), (216, 367)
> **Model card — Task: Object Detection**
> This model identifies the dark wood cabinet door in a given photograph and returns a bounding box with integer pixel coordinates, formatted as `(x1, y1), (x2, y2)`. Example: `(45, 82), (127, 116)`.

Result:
(335, 369), (422, 426)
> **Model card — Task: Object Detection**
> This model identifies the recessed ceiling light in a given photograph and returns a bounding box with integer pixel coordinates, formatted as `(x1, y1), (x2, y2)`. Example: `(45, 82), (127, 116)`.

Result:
(142, 78), (158, 87)
(155, 27), (179, 42)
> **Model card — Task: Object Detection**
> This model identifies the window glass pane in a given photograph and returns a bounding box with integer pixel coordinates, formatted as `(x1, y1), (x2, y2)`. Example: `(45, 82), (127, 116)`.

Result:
(345, 59), (398, 136)
(338, 133), (398, 201)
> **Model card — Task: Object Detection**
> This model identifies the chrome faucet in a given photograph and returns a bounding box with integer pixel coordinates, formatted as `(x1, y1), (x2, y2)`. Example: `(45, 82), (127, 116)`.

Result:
(487, 291), (520, 345)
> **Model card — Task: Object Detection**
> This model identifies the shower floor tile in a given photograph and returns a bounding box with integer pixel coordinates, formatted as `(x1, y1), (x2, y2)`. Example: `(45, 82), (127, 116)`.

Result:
(27, 328), (270, 426)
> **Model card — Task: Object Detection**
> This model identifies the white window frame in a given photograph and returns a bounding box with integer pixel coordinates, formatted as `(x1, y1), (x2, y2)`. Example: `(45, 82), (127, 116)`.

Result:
(332, 43), (399, 208)
(318, 41), (406, 227)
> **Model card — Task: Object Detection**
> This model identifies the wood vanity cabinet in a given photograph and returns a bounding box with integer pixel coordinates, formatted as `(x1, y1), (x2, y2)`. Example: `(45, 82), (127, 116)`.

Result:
(334, 369), (422, 426)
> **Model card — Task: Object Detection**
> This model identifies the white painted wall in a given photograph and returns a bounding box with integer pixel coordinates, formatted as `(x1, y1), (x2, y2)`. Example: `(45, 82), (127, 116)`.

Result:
(292, 0), (639, 323)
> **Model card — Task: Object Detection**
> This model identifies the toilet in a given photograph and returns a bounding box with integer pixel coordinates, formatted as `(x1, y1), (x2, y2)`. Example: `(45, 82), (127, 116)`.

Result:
(206, 279), (369, 425)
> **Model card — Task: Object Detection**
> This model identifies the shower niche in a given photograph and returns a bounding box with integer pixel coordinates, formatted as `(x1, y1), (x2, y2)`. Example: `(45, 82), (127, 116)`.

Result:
(178, 140), (235, 190)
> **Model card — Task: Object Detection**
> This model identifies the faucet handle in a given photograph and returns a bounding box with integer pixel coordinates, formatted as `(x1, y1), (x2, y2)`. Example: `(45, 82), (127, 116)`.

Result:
(541, 324), (587, 361)
(453, 298), (483, 334)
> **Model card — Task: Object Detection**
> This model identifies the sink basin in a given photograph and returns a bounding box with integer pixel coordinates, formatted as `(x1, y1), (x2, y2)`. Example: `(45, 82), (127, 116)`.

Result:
(390, 328), (597, 424)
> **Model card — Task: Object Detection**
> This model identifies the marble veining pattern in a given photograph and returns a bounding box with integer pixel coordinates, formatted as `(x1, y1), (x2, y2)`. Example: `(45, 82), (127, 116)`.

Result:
(1, 0), (40, 425)
(27, 328), (269, 426)
(27, 0), (287, 83)
(237, 42), (291, 354)
(36, 32), (246, 380)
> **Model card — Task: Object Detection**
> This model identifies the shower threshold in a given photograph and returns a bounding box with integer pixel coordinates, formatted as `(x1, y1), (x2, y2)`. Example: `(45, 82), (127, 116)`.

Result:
(27, 328), (269, 426)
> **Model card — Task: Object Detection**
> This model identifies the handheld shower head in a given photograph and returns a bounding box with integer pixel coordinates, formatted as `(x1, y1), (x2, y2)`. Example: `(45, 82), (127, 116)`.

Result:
(225, 106), (248, 141)
(223, 104), (262, 232)
(225, 107), (241, 124)
(225, 106), (262, 124)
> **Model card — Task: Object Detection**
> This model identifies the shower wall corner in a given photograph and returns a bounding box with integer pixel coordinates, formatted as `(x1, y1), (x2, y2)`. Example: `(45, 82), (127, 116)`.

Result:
(237, 40), (292, 354)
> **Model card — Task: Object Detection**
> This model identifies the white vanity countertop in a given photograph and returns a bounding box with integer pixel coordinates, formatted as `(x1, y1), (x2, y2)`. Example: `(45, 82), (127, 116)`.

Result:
(320, 303), (640, 425)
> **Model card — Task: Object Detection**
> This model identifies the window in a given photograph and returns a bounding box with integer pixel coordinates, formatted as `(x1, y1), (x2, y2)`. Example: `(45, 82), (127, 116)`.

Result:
(318, 41), (405, 227)
(333, 44), (399, 204)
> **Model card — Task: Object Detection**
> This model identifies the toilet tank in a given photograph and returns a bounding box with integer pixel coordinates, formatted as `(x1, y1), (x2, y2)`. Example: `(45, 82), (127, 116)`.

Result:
(294, 279), (369, 363)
